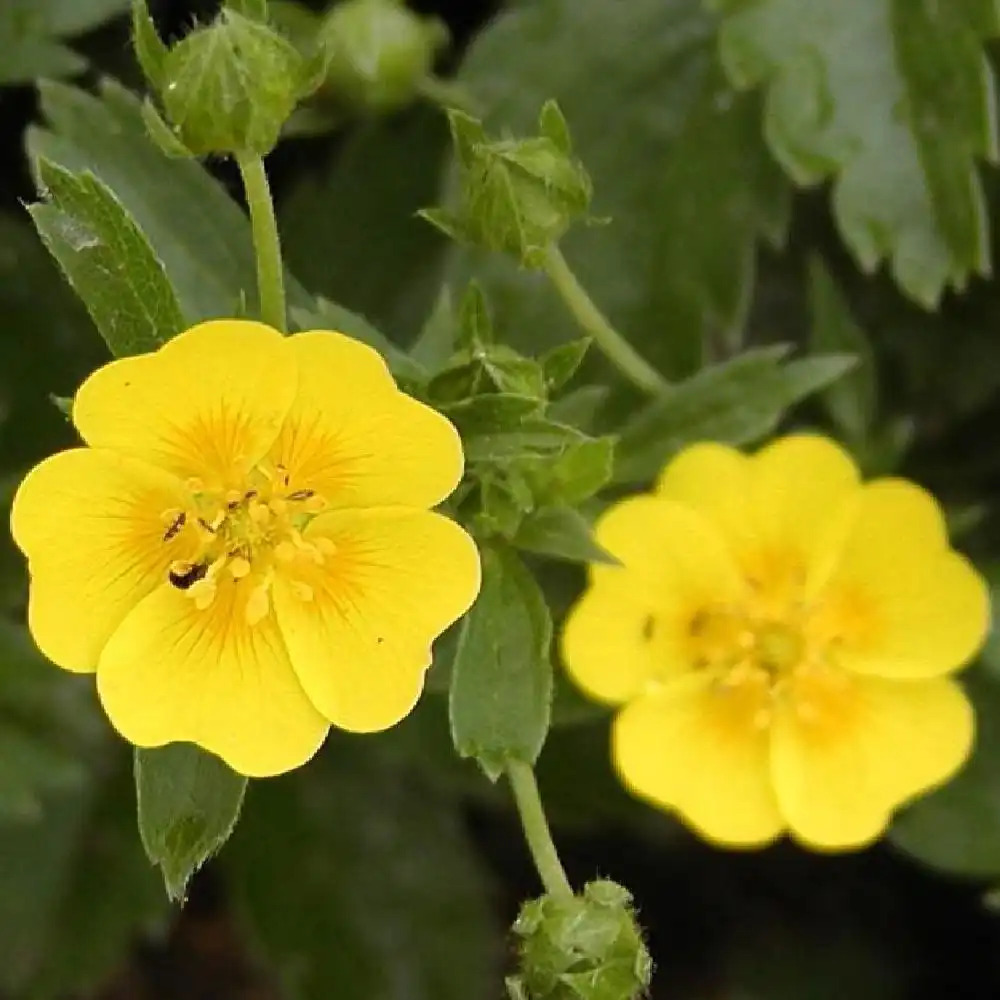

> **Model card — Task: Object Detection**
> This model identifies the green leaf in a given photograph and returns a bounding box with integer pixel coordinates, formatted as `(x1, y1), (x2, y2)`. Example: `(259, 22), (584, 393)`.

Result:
(226, 742), (499, 1000)
(27, 78), (313, 324)
(541, 339), (591, 392)
(523, 435), (615, 506)
(711, 0), (1000, 307)
(29, 160), (186, 357)
(441, 393), (544, 436)
(280, 109), (450, 342)
(614, 347), (857, 484)
(514, 506), (618, 565)
(449, 544), (553, 779)
(135, 743), (247, 901)
(0, 0), (129, 83)
(807, 256), (876, 442)
(890, 669), (1000, 877)
(446, 0), (789, 378)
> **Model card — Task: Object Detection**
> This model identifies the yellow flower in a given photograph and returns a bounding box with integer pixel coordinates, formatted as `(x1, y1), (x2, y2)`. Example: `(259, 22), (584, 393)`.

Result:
(11, 320), (480, 777)
(561, 435), (989, 850)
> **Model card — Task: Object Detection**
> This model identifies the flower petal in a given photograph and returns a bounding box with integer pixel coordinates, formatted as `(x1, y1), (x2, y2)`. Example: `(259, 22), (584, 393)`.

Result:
(97, 579), (328, 777)
(563, 497), (745, 702)
(11, 448), (188, 673)
(274, 507), (480, 732)
(655, 442), (754, 546)
(822, 480), (989, 679)
(613, 676), (784, 847)
(72, 320), (297, 485)
(560, 582), (664, 705)
(591, 495), (744, 602)
(771, 675), (973, 850)
(748, 434), (861, 582)
(272, 331), (464, 509)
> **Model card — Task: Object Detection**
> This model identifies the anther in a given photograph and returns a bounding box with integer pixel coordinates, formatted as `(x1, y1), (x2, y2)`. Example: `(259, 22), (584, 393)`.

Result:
(286, 489), (315, 502)
(162, 510), (186, 541)
(229, 556), (251, 579)
(245, 584), (271, 625)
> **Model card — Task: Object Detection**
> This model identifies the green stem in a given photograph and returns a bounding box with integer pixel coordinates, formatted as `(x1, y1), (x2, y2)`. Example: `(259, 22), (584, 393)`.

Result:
(543, 244), (666, 395)
(236, 152), (286, 332)
(507, 759), (573, 899)
(417, 75), (481, 115)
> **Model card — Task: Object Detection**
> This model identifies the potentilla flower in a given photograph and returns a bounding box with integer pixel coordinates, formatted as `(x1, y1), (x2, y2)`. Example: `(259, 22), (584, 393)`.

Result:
(561, 435), (989, 849)
(11, 320), (480, 777)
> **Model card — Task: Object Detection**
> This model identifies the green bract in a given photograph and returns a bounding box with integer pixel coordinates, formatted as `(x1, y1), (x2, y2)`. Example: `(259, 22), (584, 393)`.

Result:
(422, 103), (594, 269)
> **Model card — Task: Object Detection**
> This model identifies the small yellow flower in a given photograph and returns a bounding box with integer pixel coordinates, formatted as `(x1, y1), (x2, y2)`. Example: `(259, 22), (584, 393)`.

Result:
(11, 320), (480, 777)
(561, 435), (990, 850)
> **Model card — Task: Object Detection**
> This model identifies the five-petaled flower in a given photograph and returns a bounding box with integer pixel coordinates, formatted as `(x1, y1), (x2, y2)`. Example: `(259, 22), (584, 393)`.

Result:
(11, 320), (481, 777)
(561, 435), (989, 849)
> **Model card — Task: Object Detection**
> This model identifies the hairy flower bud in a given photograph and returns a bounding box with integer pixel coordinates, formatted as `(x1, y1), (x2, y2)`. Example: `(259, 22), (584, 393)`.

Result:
(508, 881), (652, 1000)
(422, 102), (593, 268)
(132, 0), (321, 157)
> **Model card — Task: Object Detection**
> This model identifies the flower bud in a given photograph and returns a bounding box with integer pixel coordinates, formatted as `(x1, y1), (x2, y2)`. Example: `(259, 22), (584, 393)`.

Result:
(133, 1), (320, 157)
(508, 881), (652, 1000)
(318, 0), (449, 113)
(422, 102), (593, 269)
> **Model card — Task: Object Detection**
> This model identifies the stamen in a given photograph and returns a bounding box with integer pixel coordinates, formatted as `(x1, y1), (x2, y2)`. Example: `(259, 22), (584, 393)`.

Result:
(286, 489), (315, 501)
(274, 541), (297, 562)
(229, 556), (251, 579)
(162, 510), (186, 541)
(191, 581), (217, 610)
(245, 583), (271, 625)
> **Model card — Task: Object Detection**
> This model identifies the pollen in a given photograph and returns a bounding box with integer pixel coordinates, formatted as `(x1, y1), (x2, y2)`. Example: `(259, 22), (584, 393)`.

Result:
(162, 466), (331, 625)
(683, 556), (854, 734)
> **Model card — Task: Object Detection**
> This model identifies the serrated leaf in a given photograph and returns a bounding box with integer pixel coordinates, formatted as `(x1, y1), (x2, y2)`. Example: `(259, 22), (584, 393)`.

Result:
(711, 0), (1000, 307)
(445, 0), (789, 378)
(514, 506), (618, 565)
(807, 257), (877, 442)
(457, 280), (494, 348)
(613, 347), (856, 484)
(226, 741), (499, 1000)
(27, 78), (312, 323)
(523, 435), (615, 506)
(29, 160), (186, 357)
(449, 544), (553, 779)
(441, 393), (544, 436)
(541, 339), (591, 391)
(890, 669), (1000, 877)
(463, 418), (592, 464)
(0, 0), (129, 83)
(135, 743), (247, 901)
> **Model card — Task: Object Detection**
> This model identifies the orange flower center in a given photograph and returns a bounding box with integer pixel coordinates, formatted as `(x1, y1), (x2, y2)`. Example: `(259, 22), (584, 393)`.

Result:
(158, 461), (330, 624)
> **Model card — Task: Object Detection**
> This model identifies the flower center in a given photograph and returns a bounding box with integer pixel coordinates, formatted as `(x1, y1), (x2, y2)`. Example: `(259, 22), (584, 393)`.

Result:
(159, 461), (329, 624)
(676, 570), (854, 733)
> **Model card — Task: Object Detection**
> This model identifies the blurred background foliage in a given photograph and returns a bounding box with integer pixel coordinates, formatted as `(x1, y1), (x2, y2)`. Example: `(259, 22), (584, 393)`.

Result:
(2, 0), (1000, 998)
